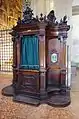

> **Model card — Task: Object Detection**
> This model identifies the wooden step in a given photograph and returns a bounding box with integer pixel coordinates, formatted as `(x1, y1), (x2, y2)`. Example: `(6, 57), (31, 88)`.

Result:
(47, 86), (60, 93)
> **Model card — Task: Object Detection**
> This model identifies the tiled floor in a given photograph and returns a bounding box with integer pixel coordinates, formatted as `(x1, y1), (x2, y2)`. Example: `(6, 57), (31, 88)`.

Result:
(0, 71), (79, 119)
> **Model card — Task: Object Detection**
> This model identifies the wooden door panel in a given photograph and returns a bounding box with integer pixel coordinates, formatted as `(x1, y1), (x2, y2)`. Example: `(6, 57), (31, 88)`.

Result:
(47, 39), (66, 86)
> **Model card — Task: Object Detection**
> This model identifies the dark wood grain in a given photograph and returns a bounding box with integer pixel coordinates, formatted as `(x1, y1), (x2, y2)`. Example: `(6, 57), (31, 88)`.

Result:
(2, 6), (70, 106)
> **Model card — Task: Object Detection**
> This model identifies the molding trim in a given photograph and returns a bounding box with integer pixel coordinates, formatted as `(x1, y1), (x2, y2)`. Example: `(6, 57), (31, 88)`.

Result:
(72, 5), (79, 15)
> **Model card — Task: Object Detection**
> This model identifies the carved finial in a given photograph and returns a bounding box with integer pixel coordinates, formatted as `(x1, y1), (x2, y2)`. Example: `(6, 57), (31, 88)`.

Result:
(63, 15), (67, 24)
(36, 15), (39, 21)
(44, 15), (47, 22)
(22, 6), (34, 24)
(60, 18), (63, 23)
(40, 13), (44, 21)
(47, 10), (56, 25)
(59, 15), (68, 25)
(20, 5), (39, 24)
(25, 0), (31, 7)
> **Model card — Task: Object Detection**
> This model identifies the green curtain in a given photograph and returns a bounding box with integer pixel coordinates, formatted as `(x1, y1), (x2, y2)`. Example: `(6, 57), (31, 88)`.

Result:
(20, 35), (39, 70)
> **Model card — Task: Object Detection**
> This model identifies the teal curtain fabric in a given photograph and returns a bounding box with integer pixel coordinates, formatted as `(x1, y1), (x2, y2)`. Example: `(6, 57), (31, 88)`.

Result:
(20, 35), (39, 70)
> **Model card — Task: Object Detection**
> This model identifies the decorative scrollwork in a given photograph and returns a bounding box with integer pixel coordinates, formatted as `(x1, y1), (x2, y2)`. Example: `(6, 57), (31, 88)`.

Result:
(17, 5), (39, 25)
(59, 15), (68, 25)
(10, 30), (20, 42)
(40, 13), (44, 21)
(47, 10), (58, 25)
(17, 4), (69, 28)
(16, 5), (70, 43)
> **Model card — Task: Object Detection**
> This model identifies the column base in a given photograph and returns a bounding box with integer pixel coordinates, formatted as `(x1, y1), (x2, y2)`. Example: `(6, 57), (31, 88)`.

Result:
(14, 94), (40, 106)
(40, 90), (48, 100)
(46, 89), (71, 107)
(2, 85), (71, 107)
(2, 85), (14, 96)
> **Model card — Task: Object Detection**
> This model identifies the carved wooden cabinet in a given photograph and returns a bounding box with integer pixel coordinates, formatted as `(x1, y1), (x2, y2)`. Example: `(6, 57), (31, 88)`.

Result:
(2, 7), (70, 107)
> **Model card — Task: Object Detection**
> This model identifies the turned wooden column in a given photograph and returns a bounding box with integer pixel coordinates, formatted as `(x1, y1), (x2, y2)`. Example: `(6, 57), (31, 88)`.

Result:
(11, 31), (20, 86)
(12, 37), (17, 85)
(12, 31), (21, 86)
(38, 23), (47, 98)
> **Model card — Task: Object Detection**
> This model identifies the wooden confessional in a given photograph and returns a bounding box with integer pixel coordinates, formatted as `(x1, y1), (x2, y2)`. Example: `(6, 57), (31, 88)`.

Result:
(2, 6), (70, 107)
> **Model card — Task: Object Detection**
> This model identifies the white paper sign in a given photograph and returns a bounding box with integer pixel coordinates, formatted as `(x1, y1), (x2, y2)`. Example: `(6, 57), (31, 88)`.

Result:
(51, 53), (57, 63)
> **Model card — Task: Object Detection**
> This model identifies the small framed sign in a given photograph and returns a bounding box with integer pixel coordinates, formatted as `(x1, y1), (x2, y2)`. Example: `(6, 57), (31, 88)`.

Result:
(51, 53), (58, 63)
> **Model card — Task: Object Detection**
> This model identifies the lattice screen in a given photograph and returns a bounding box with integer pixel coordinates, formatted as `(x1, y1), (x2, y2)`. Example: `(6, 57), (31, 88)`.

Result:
(0, 29), (13, 72)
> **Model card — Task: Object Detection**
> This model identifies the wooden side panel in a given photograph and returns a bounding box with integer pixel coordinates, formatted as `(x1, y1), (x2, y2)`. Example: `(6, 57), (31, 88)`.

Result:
(15, 70), (40, 94)
(47, 69), (61, 86)
(47, 39), (61, 67)
(60, 42), (66, 67)
(47, 38), (66, 86)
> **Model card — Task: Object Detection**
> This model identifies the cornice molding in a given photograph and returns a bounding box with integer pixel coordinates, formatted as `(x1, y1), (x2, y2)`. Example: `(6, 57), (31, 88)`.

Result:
(72, 5), (79, 15)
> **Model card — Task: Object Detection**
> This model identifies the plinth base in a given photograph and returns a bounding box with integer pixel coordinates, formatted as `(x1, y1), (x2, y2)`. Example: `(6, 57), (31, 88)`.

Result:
(2, 85), (71, 107)
(14, 94), (40, 106)
(47, 90), (71, 107)
(2, 85), (14, 96)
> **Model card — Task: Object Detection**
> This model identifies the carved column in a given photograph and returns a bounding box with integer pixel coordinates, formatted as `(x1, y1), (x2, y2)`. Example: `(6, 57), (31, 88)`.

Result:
(11, 31), (20, 86)
(38, 22), (47, 99)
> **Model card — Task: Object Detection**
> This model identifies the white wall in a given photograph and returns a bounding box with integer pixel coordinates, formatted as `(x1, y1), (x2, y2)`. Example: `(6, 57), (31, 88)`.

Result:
(72, 0), (79, 6)
(72, 15), (79, 63)
(31, 0), (54, 16)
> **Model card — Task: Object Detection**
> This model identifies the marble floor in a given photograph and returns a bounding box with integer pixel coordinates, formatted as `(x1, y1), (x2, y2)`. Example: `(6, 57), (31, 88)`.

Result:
(0, 70), (79, 119)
